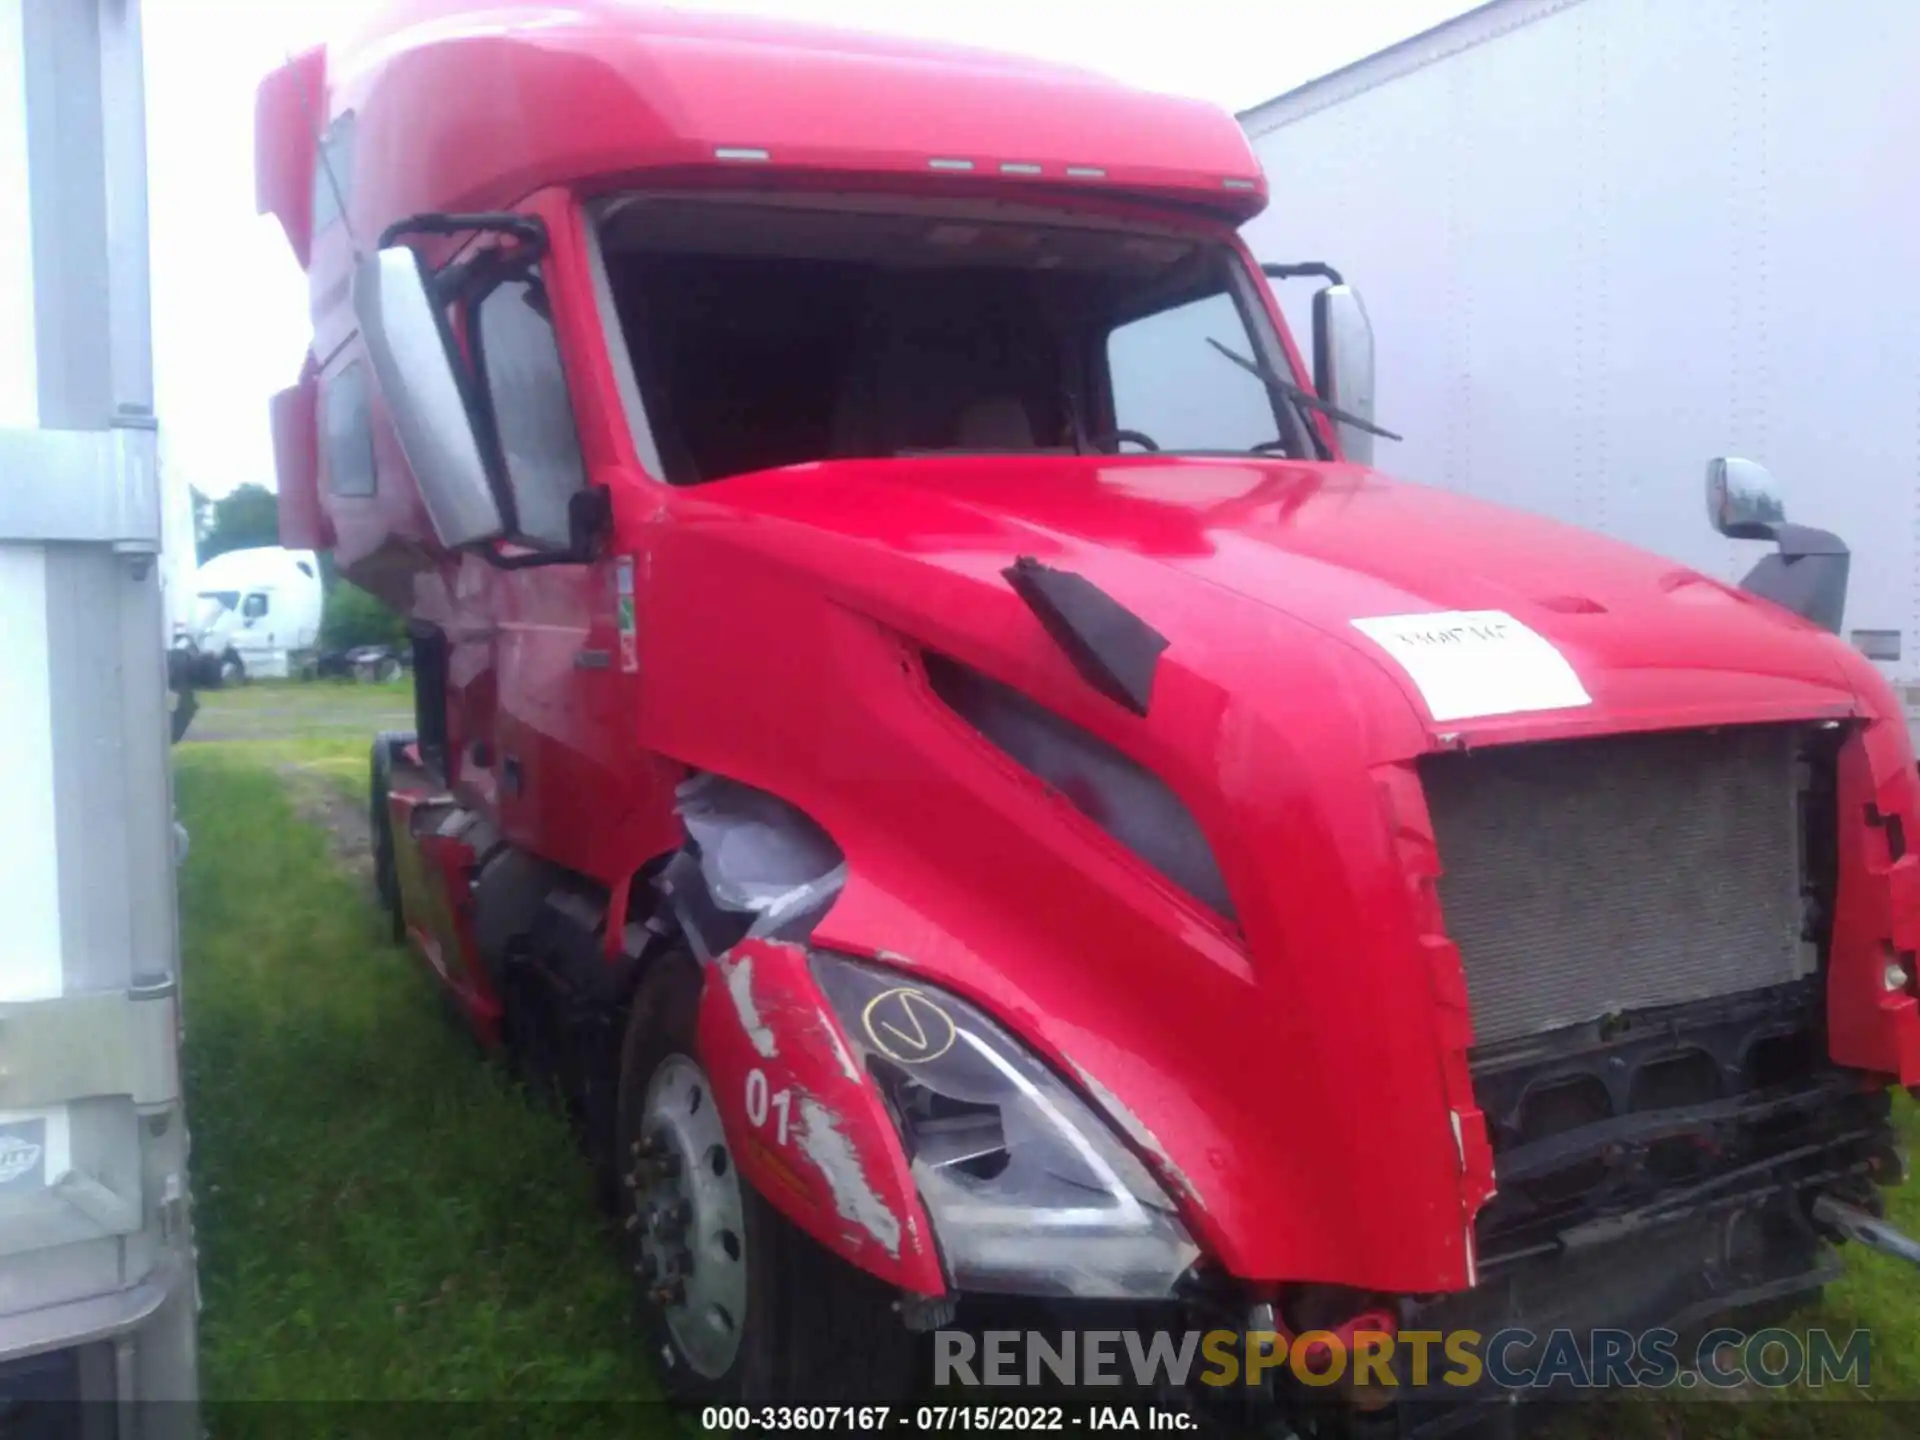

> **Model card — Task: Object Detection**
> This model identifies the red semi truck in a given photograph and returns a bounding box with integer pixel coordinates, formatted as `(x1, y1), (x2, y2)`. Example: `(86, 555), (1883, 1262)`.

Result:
(256, 2), (1920, 1430)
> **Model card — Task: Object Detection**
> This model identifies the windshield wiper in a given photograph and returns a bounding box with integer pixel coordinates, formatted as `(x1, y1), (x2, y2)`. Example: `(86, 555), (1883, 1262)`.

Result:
(1205, 337), (1402, 446)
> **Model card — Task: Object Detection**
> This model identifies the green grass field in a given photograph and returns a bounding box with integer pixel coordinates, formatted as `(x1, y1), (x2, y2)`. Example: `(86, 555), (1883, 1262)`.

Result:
(173, 684), (1920, 1436)
(176, 684), (670, 1435)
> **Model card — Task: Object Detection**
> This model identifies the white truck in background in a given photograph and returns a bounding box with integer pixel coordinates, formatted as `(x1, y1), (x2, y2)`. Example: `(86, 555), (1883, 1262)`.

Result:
(0, 0), (198, 1425)
(1239, 0), (1920, 686)
(188, 543), (322, 684)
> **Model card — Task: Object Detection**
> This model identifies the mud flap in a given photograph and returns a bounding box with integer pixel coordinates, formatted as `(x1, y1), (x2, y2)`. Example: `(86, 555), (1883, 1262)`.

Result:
(694, 936), (945, 1295)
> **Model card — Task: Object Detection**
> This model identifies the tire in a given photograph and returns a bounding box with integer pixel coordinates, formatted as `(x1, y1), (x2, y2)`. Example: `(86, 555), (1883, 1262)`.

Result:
(218, 651), (246, 688)
(615, 951), (916, 1405)
(368, 732), (409, 944)
(374, 656), (402, 684)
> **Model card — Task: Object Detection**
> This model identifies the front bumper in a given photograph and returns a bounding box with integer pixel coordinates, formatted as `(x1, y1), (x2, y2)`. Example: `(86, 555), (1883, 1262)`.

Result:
(1391, 1190), (1841, 1438)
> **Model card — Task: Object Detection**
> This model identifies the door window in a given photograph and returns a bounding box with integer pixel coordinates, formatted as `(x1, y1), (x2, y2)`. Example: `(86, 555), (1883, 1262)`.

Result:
(242, 593), (270, 622)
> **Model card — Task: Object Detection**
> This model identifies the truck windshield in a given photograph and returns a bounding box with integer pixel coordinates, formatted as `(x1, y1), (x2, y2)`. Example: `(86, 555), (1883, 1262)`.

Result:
(594, 197), (1312, 484)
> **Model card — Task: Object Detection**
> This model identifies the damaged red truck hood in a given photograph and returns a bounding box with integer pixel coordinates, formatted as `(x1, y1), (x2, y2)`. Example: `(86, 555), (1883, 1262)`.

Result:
(713, 453), (1864, 739)
(659, 453), (1890, 1294)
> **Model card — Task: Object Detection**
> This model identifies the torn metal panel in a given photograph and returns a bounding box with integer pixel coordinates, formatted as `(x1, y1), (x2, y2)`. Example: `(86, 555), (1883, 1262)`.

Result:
(669, 774), (848, 960)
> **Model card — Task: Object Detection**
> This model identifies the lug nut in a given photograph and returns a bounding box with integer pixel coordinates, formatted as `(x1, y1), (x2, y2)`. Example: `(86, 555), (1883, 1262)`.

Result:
(634, 1253), (658, 1281)
(650, 1280), (686, 1307)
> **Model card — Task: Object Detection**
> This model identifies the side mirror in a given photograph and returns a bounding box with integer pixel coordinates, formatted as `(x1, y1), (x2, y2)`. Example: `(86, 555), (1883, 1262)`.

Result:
(353, 246), (504, 549)
(1706, 456), (1788, 539)
(1311, 285), (1377, 467)
(1704, 456), (1849, 633)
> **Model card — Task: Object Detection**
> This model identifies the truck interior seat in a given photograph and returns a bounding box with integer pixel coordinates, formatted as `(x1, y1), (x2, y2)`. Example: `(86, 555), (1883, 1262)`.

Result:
(953, 396), (1037, 450)
(832, 272), (1062, 458)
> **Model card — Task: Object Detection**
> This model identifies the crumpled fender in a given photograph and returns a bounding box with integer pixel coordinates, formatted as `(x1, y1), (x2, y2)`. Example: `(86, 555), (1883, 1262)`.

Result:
(694, 936), (946, 1294)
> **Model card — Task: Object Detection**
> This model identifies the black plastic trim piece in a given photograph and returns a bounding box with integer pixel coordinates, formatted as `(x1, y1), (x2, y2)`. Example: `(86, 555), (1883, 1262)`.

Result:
(1001, 556), (1168, 717)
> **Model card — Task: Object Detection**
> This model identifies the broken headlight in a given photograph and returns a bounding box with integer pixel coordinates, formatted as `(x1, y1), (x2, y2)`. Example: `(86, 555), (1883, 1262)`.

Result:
(810, 951), (1199, 1299)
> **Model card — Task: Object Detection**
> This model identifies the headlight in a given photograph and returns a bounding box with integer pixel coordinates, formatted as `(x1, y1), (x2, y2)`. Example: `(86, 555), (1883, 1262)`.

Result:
(811, 951), (1199, 1299)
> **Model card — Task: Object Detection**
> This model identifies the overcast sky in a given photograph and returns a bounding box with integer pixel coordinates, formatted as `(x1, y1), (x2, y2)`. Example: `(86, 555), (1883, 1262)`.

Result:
(121, 0), (1475, 498)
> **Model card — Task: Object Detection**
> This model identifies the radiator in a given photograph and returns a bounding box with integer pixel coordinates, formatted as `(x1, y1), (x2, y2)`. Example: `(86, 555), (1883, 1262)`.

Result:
(1419, 725), (1813, 1046)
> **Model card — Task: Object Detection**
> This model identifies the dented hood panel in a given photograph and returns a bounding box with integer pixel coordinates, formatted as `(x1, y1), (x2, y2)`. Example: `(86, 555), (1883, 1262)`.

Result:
(639, 452), (1892, 1295)
(697, 454), (1862, 746)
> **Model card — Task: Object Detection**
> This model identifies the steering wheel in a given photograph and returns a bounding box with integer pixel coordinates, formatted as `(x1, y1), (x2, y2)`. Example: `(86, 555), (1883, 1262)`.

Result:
(1088, 428), (1161, 454)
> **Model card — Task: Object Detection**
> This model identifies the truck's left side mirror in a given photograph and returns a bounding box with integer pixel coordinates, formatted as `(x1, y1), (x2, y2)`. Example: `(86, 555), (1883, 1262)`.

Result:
(353, 246), (506, 549)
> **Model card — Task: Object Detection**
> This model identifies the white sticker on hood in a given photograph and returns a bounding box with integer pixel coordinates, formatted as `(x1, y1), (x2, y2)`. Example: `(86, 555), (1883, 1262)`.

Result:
(1350, 610), (1592, 722)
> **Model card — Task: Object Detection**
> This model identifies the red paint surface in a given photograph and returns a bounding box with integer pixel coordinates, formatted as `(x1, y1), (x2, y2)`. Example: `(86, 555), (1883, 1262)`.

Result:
(388, 792), (503, 1047)
(259, 1), (1920, 1302)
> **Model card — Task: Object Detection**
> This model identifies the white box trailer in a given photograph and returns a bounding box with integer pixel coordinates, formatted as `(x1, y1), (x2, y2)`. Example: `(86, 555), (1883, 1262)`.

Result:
(1240, 0), (1920, 684)
(0, 0), (198, 1425)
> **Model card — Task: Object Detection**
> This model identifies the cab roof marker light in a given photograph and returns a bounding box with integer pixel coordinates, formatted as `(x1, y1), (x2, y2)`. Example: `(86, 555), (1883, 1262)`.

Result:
(929, 157), (976, 171)
(1222, 177), (1257, 190)
(1065, 165), (1106, 179)
(713, 146), (770, 162)
(999, 162), (1043, 175)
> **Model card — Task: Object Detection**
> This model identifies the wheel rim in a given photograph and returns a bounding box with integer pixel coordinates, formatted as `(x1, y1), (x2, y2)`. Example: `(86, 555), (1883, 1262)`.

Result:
(631, 1053), (748, 1379)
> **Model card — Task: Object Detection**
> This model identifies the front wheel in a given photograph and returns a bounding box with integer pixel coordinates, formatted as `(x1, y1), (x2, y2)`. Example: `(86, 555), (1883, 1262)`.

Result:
(616, 951), (916, 1404)
(218, 651), (246, 688)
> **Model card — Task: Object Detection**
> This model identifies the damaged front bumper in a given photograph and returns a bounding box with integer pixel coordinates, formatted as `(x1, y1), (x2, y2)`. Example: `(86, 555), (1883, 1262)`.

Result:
(1392, 1188), (1844, 1437)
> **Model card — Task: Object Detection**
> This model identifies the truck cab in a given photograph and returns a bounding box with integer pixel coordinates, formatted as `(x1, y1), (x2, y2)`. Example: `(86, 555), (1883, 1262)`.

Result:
(188, 546), (323, 683)
(258, 3), (1920, 1430)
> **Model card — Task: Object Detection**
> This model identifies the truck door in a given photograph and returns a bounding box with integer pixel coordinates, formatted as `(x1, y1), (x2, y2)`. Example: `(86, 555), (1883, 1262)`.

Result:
(446, 194), (679, 883)
(236, 590), (275, 673)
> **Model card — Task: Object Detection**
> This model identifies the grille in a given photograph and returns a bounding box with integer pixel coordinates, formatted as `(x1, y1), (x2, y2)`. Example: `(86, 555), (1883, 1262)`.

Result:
(1420, 725), (1813, 1046)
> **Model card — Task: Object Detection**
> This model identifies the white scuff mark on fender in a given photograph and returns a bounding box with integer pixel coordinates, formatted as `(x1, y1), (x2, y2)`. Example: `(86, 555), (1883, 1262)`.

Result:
(1449, 1109), (1467, 1169)
(820, 1014), (861, 1081)
(872, 948), (921, 970)
(797, 1096), (902, 1258)
(1349, 610), (1591, 723)
(1073, 1066), (1199, 1207)
(723, 953), (777, 1059)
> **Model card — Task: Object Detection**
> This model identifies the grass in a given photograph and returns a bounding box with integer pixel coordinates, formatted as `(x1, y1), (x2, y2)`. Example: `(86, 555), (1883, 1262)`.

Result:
(173, 687), (1920, 1435)
(175, 745), (669, 1435)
